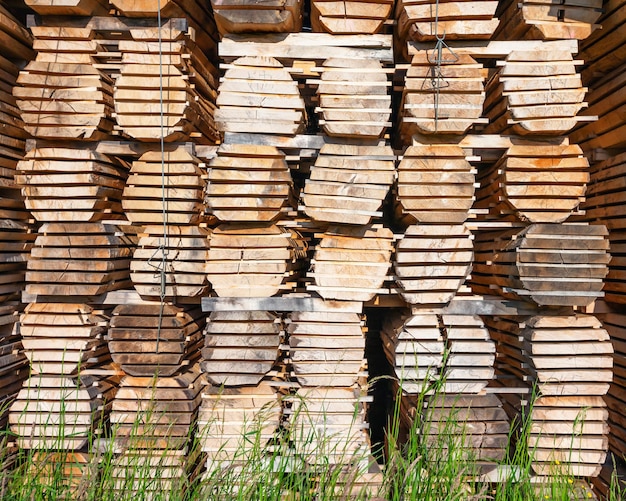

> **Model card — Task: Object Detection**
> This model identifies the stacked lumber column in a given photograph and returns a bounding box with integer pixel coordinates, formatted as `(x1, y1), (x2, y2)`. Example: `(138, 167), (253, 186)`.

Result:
(484, 314), (612, 476)
(473, 6), (614, 484)
(391, 9), (510, 463)
(199, 15), (301, 482)
(0, 6), (33, 466)
(574, 0), (626, 492)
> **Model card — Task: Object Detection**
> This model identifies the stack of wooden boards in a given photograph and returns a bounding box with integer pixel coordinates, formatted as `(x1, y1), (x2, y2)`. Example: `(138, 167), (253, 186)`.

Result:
(474, 142), (589, 223)
(206, 143), (293, 222)
(395, 144), (476, 224)
(381, 311), (506, 462)
(485, 314), (612, 477)
(399, 51), (488, 137)
(4, 0), (626, 494)
(302, 144), (395, 224)
(483, 50), (589, 135)
(309, 225), (393, 301)
(494, 0), (603, 40)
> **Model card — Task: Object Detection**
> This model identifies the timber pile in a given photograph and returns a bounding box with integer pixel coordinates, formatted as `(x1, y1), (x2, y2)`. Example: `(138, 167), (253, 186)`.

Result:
(215, 56), (306, 136)
(474, 143), (589, 223)
(394, 224), (473, 306)
(211, 0), (302, 34)
(483, 50), (588, 135)
(206, 144), (293, 222)
(202, 310), (281, 386)
(570, 60), (626, 153)
(529, 396), (608, 477)
(21, 303), (111, 375)
(0, 217), (34, 302)
(603, 229), (626, 304)
(25, 451), (91, 491)
(110, 0), (219, 54)
(302, 144), (394, 225)
(421, 393), (509, 462)
(9, 375), (117, 450)
(24, 0), (108, 15)
(395, 144), (476, 224)
(0, 4), (30, 170)
(315, 58), (391, 138)
(471, 223), (609, 306)
(206, 223), (306, 297)
(16, 60), (115, 140)
(122, 147), (206, 227)
(114, 32), (219, 144)
(484, 315), (612, 477)
(382, 312), (494, 394)
(494, 0), (602, 40)
(287, 311), (365, 387)
(311, 0), (392, 34)
(17, 148), (129, 222)
(0, 307), (27, 429)
(198, 382), (281, 467)
(288, 387), (370, 467)
(131, 225), (211, 299)
(110, 366), (204, 495)
(381, 312), (444, 392)
(395, 0), (499, 44)
(108, 304), (204, 377)
(585, 152), (626, 225)
(596, 313), (626, 457)
(578, 0), (626, 84)
(399, 51), (487, 138)
(309, 225), (393, 301)
(26, 222), (136, 297)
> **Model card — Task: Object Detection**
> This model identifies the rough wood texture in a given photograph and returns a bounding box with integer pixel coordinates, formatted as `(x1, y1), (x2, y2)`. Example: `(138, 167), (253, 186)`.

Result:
(484, 50), (588, 135)
(123, 147), (206, 227)
(131, 225), (211, 299)
(315, 58), (391, 138)
(18, 147), (129, 222)
(206, 223), (306, 297)
(529, 396), (608, 477)
(108, 304), (204, 377)
(394, 224), (473, 306)
(288, 311), (365, 387)
(310, 225), (393, 301)
(0, 309), (28, 429)
(474, 143), (589, 223)
(383, 312), (494, 394)
(302, 144), (394, 225)
(396, 0), (499, 44)
(597, 312), (626, 458)
(471, 223), (609, 306)
(421, 393), (509, 462)
(115, 34), (219, 144)
(211, 0), (302, 35)
(202, 310), (281, 386)
(26, 222), (137, 297)
(206, 143), (293, 222)
(21, 303), (110, 375)
(215, 56), (305, 136)
(396, 144), (475, 224)
(311, 0), (392, 34)
(400, 51), (487, 137)
(288, 387), (370, 466)
(198, 382), (280, 463)
(495, 0), (602, 41)
(16, 61), (115, 140)
(9, 375), (117, 450)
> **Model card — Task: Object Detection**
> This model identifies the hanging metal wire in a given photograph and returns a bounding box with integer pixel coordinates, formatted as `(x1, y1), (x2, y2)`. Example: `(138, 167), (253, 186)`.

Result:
(425, 0), (459, 132)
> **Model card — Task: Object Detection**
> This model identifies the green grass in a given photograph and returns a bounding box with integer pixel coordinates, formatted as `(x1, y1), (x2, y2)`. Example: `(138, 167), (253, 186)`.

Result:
(1, 379), (624, 501)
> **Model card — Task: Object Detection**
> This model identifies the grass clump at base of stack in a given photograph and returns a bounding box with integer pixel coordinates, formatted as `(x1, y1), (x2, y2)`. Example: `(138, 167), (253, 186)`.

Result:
(0, 379), (624, 501)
